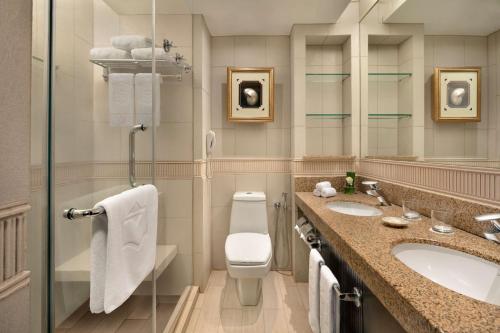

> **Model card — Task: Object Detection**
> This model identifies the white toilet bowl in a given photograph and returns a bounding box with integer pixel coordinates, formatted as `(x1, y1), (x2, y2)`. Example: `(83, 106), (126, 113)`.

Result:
(224, 192), (272, 306)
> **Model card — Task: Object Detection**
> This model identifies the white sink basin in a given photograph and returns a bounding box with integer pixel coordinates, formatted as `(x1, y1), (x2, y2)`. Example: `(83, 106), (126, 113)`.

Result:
(326, 201), (383, 217)
(392, 243), (500, 306)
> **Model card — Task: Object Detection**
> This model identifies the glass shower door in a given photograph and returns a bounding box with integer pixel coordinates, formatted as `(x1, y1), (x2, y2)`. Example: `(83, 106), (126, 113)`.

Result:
(50, 0), (156, 331)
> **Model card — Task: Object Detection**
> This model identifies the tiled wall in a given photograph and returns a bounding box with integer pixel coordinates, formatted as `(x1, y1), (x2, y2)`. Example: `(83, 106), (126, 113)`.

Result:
(487, 31), (500, 160)
(305, 42), (352, 156)
(210, 36), (293, 270)
(210, 36), (291, 157)
(424, 35), (494, 158)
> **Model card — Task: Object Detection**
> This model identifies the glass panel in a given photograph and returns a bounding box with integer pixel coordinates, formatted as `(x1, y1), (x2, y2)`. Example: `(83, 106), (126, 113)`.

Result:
(50, 0), (155, 330)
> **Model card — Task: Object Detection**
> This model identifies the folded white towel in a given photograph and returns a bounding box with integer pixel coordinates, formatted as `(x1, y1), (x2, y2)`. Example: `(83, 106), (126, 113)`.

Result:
(108, 73), (134, 127)
(90, 47), (131, 60)
(111, 35), (152, 51)
(321, 187), (337, 198)
(90, 184), (158, 314)
(315, 181), (332, 190)
(131, 48), (175, 61)
(308, 249), (324, 333)
(313, 189), (321, 197)
(320, 265), (340, 333)
(135, 73), (161, 127)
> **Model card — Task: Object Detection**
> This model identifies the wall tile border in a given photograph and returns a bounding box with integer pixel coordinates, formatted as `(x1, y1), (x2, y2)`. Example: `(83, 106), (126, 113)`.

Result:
(358, 159), (500, 207)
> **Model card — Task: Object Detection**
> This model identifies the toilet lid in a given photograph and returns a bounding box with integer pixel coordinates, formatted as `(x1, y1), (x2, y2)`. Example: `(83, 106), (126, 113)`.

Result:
(225, 233), (272, 266)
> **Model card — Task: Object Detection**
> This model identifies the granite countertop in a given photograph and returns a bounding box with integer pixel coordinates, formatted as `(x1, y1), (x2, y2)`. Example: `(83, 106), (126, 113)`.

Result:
(295, 192), (500, 333)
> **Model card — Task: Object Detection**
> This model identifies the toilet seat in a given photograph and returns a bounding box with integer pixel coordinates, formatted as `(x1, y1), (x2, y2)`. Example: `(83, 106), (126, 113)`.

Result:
(225, 233), (272, 266)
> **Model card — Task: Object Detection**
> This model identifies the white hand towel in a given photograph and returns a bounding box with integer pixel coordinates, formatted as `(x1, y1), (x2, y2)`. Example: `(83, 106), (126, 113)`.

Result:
(90, 47), (131, 60)
(90, 184), (158, 314)
(316, 181), (332, 190)
(313, 188), (321, 197)
(134, 73), (161, 127)
(321, 187), (337, 198)
(308, 249), (324, 333)
(320, 265), (340, 333)
(111, 35), (152, 51)
(131, 48), (175, 61)
(108, 73), (134, 127)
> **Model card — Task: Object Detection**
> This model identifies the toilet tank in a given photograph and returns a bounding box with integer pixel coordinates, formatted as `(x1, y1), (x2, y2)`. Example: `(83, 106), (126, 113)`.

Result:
(229, 191), (268, 234)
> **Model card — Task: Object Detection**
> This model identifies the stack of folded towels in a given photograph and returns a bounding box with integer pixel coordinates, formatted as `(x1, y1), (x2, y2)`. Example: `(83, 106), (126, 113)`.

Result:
(89, 35), (173, 61)
(313, 181), (337, 198)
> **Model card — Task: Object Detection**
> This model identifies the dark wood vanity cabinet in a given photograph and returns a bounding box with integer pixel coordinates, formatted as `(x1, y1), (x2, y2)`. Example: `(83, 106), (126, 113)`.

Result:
(318, 234), (406, 333)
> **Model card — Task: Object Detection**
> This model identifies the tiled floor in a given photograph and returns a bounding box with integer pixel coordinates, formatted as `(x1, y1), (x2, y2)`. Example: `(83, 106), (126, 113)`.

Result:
(55, 296), (176, 333)
(186, 271), (312, 333)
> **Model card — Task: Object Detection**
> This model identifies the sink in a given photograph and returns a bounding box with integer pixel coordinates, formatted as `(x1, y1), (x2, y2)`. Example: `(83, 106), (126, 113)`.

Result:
(392, 243), (500, 306)
(326, 201), (383, 217)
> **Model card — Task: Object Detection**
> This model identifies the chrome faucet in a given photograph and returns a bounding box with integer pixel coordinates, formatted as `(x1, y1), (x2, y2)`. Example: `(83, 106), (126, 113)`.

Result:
(362, 181), (390, 206)
(474, 213), (500, 244)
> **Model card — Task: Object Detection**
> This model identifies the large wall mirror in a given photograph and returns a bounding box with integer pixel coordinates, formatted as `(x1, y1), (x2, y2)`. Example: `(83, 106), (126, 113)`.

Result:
(360, 0), (500, 169)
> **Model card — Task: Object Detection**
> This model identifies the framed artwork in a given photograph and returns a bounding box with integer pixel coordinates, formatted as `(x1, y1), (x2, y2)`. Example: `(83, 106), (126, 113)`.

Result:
(432, 67), (481, 122)
(227, 67), (274, 122)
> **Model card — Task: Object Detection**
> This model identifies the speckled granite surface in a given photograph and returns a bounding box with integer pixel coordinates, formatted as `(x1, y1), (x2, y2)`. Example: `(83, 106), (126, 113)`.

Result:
(294, 176), (500, 239)
(295, 192), (500, 333)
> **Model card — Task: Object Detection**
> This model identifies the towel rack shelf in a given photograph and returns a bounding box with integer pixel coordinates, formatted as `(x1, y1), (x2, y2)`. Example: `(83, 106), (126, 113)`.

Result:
(90, 57), (192, 81)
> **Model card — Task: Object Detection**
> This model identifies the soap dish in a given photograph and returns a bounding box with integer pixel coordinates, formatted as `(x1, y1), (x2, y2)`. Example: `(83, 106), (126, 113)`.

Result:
(382, 216), (409, 228)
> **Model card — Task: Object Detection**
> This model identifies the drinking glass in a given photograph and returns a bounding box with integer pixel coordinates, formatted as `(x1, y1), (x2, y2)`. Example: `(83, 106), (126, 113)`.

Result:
(402, 199), (421, 221)
(431, 209), (454, 234)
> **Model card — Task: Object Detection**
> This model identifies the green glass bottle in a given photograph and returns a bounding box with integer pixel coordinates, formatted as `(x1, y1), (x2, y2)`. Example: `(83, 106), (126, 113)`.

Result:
(344, 171), (356, 194)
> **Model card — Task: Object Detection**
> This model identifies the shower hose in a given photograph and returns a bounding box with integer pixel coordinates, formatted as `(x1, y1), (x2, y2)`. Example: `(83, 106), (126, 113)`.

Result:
(273, 192), (292, 272)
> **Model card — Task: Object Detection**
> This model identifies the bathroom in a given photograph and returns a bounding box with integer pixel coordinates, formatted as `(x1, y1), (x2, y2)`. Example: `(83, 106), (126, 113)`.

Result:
(0, 0), (499, 332)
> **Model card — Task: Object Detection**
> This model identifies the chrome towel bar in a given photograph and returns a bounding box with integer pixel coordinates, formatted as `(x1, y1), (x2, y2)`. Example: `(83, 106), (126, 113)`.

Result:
(63, 207), (105, 220)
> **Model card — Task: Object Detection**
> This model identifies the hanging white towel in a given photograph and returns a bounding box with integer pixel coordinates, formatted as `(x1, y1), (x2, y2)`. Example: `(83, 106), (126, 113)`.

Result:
(308, 249), (324, 333)
(315, 181), (332, 191)
(90, 47), (131, 60)
(90, 184), (158, 314)
(320, 265), (340, 333)
(131, 48), (175, 61)
(111, 35), (152, 51)
(134, 73), (161, 127)
(108, 73), (134, 127)
(321, 187), (337, 198)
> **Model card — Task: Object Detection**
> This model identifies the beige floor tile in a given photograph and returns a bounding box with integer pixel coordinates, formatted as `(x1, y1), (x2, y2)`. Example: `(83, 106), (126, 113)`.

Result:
(127, 296), (153, 320)
(67, 311), (106, 333)
(219, 309), (243, 333)
(263, 310), (289, 333)
(241, 307), (265, 333)
(208, 270), (228, 287)
(115, 319), (148, 333)
(185, 309), (200, 333)
(262, 273), (283, 309)
(222, 278), (247, 309)
(194, 292), (205, 309)
(283, 309), (312, 333)
(296, 283), (309, 310)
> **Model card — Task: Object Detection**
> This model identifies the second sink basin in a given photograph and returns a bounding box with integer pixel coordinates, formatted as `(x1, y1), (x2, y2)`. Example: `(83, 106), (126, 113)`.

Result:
(326, 201), (383, 217)
(392, 243), (500, 306)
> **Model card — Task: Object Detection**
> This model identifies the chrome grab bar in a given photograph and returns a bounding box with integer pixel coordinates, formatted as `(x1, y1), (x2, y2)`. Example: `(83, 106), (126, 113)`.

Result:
(63, 207), (105, 220)
(129, 124), (147, 188)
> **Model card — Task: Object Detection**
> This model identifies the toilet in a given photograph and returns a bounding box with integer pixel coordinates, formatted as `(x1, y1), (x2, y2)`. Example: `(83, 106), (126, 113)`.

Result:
(225, 191), (272, 306)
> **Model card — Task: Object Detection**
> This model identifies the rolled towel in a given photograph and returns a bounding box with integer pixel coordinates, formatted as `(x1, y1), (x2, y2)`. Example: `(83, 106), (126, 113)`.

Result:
(131, 48), (175, 61)
(90, 47), (131, 60)
(313, 189), (321, 197)
(321, 187), (337, 198)
(315, 181), (332, 190)
(111, 35), (152, 51)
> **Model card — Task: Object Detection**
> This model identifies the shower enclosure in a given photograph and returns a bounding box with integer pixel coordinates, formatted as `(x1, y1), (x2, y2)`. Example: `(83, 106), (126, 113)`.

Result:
(30, 0), (193, 331)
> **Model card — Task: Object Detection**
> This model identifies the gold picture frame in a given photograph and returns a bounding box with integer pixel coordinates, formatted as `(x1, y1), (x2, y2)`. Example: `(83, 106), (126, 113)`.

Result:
(432, 67), (481, 122)
(227, 67), (274, 123)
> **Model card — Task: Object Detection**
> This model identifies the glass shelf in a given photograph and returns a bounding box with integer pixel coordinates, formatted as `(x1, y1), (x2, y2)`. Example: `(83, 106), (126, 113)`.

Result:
(368, 72), (412, 81)
(306, 73), (351, 82)
(368, 113), (412, 119)
(306, 113), (351, 119)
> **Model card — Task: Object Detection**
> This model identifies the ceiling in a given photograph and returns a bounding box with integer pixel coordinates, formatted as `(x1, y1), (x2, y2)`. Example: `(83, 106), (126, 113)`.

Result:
(191, 0), (351, 36)
(104, 0), (352, 36)
(384, 0), (500, 36)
